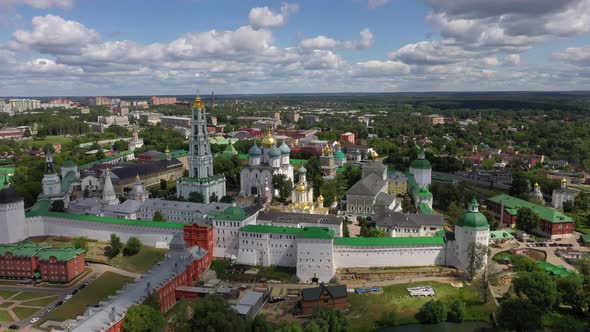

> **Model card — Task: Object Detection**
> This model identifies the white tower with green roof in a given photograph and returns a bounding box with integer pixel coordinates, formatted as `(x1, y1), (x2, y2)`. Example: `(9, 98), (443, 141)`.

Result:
(177, 96), (226, 203)
(409, 145), (431, 190)
(455, 198), (490, 270)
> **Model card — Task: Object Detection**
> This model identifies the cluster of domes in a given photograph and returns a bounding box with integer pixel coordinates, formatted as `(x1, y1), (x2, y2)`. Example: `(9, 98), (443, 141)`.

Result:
(457, 199), (489, 230)
(248, 143), (262, 157)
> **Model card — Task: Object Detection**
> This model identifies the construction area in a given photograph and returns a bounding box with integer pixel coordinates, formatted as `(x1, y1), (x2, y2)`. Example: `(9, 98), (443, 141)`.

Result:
(336, 266), (461, 282)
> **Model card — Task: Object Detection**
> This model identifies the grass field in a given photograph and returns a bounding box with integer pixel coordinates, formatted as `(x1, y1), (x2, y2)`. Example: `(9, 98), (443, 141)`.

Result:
(110, 246), (167, 274)
(20, 296), (58, 307)
(40, 271), (134, 323)
(0, 310), (13, 322)
(12, 292), (50, 301)
(13, 306), (42, 320)
(346, 281), (496, 331)
(28, 136), (73, 148)
(212, 260), (296, 283)
(0, 301), (14, 308)
(0, 290), (17, 299)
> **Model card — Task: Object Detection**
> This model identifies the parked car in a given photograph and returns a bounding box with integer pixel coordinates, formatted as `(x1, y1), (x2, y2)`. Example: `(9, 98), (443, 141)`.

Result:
(9, 325), (20, 330)
(55, 301), (64, 307)
(79, 284), (86, 290)
(72, 289), (79, 295)
(30, 317), (40, 323)
(65, 294), (73, 300)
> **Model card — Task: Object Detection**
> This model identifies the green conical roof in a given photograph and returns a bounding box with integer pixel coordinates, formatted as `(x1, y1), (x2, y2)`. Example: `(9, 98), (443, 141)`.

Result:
(417, 186), (432, 197)
(457, 199), (489, 230)
(223, 143), (238, 155)
(63, 158), (77, 168)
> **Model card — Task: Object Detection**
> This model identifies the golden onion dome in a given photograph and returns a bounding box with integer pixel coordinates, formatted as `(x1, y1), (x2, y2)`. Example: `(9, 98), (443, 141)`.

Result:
(317, 195), (324, 203)
(322, 143), (333, 155)
(561, 178), (567, 184)
(261, 132), (276, 148)
(296, 182), (307, 192)
(370, 150), (379, 159)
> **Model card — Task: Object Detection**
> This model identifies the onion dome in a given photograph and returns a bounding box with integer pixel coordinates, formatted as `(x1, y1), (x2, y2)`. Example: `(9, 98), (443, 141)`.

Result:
(279, 141), (291, 155)
(165, 146), (170, 153)
(410, 158), (432, 170)
(561, 178), (567, 185)
(417, 186), (432, 197)
(63, 158), (77, 168)
(268, 144), (281, 158)
(298, 165), (307, 174)
(321, 144), (333, 155)
(334, 151), (346, 160)
(457, 198), (489, 230)
(369, 150), (379, 159)
(248, 143), (262, 157)
(317, 195), (324, 203)
(261, 132), (276, 148)
(296, 182), (307, 192)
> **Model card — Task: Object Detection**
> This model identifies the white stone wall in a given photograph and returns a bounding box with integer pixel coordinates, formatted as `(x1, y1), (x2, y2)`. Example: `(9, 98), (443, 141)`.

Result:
(410, 167), (431, 189)
(236, 231), (298, 267)
(455, 226), (489, 270)
(177, 178), (226, 204)
(377, 225), (443, 238)
(25, 216), (180, 246)
(333, 244), (445, 269)
(296, 238), (334, 283)
(213, 214), (257, 258)
(0, 201), (26, 244)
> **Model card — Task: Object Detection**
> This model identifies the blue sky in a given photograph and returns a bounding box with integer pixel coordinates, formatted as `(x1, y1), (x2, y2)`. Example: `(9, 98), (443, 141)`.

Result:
(1, 0), (590, 96)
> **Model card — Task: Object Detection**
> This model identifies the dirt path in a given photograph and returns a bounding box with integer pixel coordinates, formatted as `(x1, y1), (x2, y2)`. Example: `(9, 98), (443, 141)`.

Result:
(341, 276), (460, 288)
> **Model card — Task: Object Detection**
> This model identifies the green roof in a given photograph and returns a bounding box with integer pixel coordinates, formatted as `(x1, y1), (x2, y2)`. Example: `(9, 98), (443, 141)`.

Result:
(79, 151), (135, 171)
(538, 261), (573, 277)
(240, 225), (303, 235)
(223, 144), (238, 155)
(417, 186), (432, 197)
(209, 205), (249, 221)
(334, 236), (445, 247)
(239, 153), (249, 160)
(290, 159), (309, 165)
(418, 203), (433, 215)
(297, 227), (335, 239)
(178, 175), (225, 183)
(431, 174), (455, 182)
(488, 194), (573, 223)
(489, 230), (514, 240)
(156, 150), (188, 160)
(62, 159), (77, 168)
(457, 200), (489, 230)
(210, 137), (239, 145)
(410, 159), (432, 170)
(334, 151), (346, 160)
(0, 241), (49, 257)
(582, 233), (590, 243)
(61, 170), (76, 193)
(36, 247), (85, 262)
(26, 199), (184, 229)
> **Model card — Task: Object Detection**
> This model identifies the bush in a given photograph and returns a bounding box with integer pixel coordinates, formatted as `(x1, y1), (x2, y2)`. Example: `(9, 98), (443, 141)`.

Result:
(73, 236), (89, 251)
(416, 300), (446, 324)
(447, 299), (466, 322)
(123, 237), (142, 256)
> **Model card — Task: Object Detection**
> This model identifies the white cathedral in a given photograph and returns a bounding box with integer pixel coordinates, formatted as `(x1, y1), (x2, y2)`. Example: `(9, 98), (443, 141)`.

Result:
(239, 132), (294, 197)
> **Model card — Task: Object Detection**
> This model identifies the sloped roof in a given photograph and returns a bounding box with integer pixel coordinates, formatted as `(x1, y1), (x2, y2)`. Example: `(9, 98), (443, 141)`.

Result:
(347, 173), (386, 197)
(487, 194), (572, 223)
(334, 236), (445, 246)
(36, 247), (85, 262)
(301, 284), (347, 301)
(240, 225), (302, 235)
(374, 211), (443, 228)
(297, 227), (334, 239)
(110, 159), (183, 181)
(257, 211), (341, 225)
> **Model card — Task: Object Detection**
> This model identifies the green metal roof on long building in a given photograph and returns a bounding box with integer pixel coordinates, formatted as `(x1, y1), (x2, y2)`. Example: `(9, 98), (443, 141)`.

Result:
(334, 236), (445, 247)
(240, 224), (303, 234)
(36, 247), (86, 262)
(488, 194), (573, 223)
(26, 199), (184, 229)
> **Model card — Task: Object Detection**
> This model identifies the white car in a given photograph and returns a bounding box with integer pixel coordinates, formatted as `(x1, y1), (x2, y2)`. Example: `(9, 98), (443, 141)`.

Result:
(30, 317), (40, 323)
(65, 294), (73, 300)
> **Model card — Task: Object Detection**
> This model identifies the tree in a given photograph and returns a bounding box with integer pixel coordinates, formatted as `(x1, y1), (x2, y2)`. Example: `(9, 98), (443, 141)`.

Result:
(122, 304), (165, 332)
(113, 140), (128, 151)
(516, 207), (540, 233)
(220, 195), (234, 203)
(343, 220), (350, 238)
(482, 209), (499, 231)
(305, 307), (348, 332)
(513, 270), (557, 311)
(190, 295), (246, 331)
(144, 292), (160, 311)
(556, 273), (584, 309)
(73, 237), (89, 251)
(188, 191), (204, 203)
(497, 298), (542, 332)
(367, 228), (385, 237)
(96, 149), (105, 160)
(159, 179), (167, 190)
(248, 314), (273, 332)
(272, 174), (293, 201)
(510, 173), (530, 198)
(446, 299), (466, 322)
(169, 299), (191, 332)
(153, 210), (166, 222)
(510, 254), (544, 273)
(209, 192), (218, 203)
(416, 300), (446, 324)
(124, 237), (142, 256)
(467, 242), (488, 280)
(50, 200), (65, 212)
(275, 321), (303, 332)
(108, 233), (122, 258)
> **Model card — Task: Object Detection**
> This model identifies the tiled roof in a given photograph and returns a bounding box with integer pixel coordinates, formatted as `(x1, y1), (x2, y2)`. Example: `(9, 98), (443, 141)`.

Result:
(36, 247), (85, 262)
(334, 236), (445, 246)
(297, 227), (335, 239)
(301, 284), (347, 301)
(0, 241), (49, 257)
(487, 194), (573, 223)
(418, 203), (433, 215)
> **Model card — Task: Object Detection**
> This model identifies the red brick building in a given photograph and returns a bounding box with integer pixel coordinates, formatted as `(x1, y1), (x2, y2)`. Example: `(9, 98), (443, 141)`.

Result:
(0, 242), (85, 282)
(486, 194), (574, 239)
(340, 132), (355, 144)
(300, 283), (348, 315)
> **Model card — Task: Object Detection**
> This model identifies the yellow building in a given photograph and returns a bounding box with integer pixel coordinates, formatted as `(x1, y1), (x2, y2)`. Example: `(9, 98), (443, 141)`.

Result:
(387, 170), (407, 196)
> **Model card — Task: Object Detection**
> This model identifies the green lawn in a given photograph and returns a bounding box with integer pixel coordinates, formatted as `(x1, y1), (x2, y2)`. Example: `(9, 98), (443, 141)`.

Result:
(0, 310), (14, 322)
(13, 306), (42, 320)
(346, 281), (496, 331)
(20, 296), (58, 307)
(28, 136), (73, 148)
(211, 260), (297, 283)
(11, 292), (51, 301)
(109, 246), (167, 274)
(40, 271), (134, 323)
(0, 301), (14, 308)
(0, 290), (18, 300)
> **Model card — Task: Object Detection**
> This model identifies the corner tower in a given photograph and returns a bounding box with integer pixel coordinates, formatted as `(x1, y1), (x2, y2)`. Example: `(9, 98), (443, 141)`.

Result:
(455, 198), (490, 271)
(409, 145), (431, 189)
(0, 179), (26, 244)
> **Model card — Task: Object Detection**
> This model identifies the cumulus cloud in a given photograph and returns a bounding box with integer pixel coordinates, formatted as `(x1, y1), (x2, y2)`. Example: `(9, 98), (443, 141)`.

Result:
(248, 3), (299, 29)
(367, 0), (389, 10)
(552, 46), (590, 66)
(8, 15), (99, 54)
(389, 41), (477, 65)
(300, 28), (374, 50)
(0, 0), (74, 9)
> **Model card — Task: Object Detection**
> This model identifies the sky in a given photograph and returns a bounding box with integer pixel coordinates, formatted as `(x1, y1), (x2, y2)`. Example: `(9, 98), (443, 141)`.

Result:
(2, 0), (590, 96)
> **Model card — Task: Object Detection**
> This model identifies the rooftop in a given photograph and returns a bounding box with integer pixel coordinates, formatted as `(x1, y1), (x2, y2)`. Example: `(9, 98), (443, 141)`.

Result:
(488, 194), (573, 223)
(334, 236), (445, 247)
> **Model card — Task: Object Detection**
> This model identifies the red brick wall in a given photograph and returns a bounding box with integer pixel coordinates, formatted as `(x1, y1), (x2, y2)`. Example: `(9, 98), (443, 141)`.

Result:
(40, 253), (85, 282)
(0, 254), (36, 278)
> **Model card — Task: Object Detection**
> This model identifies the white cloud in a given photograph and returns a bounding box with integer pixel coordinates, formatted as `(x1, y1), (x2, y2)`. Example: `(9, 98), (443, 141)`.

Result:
(0, 0), (74, 9)
(552, 46), (590, 66)
(503, 54), (521, 66)
(367, 0), (389, 10)
(248, 3), (299, 29)
(389, 41), (477, 65)
(300, 28), (374, 50)
(8, 15), (99, 54)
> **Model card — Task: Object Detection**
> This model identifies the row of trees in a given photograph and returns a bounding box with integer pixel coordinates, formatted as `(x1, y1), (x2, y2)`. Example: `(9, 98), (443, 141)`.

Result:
(106, 234), (142, 258)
